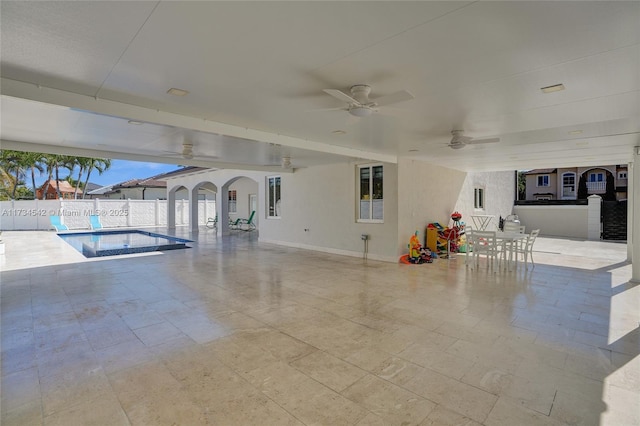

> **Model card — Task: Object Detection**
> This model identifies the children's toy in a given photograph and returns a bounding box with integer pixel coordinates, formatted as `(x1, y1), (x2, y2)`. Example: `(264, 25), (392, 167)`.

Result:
(401, 231), (433, 264)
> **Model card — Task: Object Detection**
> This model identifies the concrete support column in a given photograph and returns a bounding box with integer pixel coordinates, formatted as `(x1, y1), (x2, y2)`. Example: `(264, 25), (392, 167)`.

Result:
(632, 148), (640, 282)
(190, 187), (199, 233)
(167, 191), (176, 229)
(627, 162), (633, 263)
(587, 195), (602, 241)
(220, 186), (230, 237)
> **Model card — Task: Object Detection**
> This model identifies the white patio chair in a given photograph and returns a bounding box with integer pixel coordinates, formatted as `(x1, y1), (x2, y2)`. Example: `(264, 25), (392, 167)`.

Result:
(467, 229), (499, 269)
(515, 229), (540, 269)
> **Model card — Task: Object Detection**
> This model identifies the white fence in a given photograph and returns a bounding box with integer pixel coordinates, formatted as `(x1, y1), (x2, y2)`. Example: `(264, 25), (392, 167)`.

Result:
(0, 199), (216, 230)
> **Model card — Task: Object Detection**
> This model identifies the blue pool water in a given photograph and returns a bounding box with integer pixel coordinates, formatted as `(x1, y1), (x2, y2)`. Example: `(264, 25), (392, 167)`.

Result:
(58, 230), (193, 258)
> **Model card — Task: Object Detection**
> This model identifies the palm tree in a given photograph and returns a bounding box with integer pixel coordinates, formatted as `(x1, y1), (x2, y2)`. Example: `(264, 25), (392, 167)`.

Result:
(72, 157), (92, 199)
(0, 150), (29, 199)
(24, 152), (45, 199)
(82, 158), (112, 199)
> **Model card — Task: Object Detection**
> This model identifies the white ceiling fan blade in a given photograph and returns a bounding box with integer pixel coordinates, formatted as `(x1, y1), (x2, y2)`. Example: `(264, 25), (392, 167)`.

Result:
(469, 137), (500, 145)
(373, 90), (414, 107)
(306, 107), (347, 112)
(323, 89), (360, 105)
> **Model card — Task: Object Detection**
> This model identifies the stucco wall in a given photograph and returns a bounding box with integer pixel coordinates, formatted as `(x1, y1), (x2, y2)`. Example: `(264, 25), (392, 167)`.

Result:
(513, 205), (588, 238)
(257, 161), (400, 262)
(397, 159), (515, 253)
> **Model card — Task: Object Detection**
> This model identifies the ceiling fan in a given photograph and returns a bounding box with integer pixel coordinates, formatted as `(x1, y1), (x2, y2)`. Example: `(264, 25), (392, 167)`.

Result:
(161, 142), (218, 160)
(321, 84), (414, 117)
(448, 130), (500, 149)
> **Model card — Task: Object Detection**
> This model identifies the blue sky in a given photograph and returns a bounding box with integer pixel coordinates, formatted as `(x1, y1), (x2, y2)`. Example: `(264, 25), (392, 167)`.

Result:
(35, 160), (182, 189)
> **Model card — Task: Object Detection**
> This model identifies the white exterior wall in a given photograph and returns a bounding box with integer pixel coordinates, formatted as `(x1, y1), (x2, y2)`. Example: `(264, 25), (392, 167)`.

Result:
(397, 159), (514, 253)
(0, 199), (214, 230)
(258, 162), (400, 262)
(513, 205), (588, 238)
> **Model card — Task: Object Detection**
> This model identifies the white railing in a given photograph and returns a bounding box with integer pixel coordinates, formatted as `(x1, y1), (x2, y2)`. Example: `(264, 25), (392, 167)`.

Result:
(586, 181), (606, 193)
(0, 199), (216, 230)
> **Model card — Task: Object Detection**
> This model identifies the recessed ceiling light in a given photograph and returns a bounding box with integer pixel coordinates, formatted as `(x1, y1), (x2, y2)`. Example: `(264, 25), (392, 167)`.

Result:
(568, 130), (583, 135)
(541, 83), (565, 93)
(167, 87), (189, 96)
(127, 120), (143, 125)
(332, 130), (347, 135)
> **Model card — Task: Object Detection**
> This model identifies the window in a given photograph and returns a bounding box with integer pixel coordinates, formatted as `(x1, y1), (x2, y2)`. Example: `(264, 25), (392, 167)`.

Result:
(267, 176), (281, 218)
(358, 164), (383, 222)
(562, 172), (576, 198)
(474, 188), (485, 209)
(228, 190), (237, 213)
(589, 172), (604, 182)
(537, 175), (550, 187)
(618, 171), (627, 179)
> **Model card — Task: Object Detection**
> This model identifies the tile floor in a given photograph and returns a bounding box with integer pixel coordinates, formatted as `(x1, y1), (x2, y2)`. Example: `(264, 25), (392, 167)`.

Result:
(1, 230), (638, 425)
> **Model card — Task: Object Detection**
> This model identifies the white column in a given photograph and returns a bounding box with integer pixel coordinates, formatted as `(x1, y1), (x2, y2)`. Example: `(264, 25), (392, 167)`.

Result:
(587, 195), (602, 241)
(631, 148), (640, 282)
(220, 186), (230, 236)
(167, 191), (176, 229)
(190, 187), (199, 233)
(627, 162), (633, 263)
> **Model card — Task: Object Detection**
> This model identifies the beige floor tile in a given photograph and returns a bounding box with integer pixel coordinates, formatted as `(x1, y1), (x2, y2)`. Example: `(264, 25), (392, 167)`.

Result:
(404, 366), (498, 423)
(248, 361), (368, 425)
(1, 367), (40, 413)
(0, 399), (43, 426)
(484, 397), (565, 426)
(290, 350), (368, 393)
(0, 231), (636, 425)
(420, 404), (483, 426)
(342, 374), (436, 425)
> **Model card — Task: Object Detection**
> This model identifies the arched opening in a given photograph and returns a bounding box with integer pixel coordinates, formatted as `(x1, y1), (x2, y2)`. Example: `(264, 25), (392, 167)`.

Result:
(561, 172), (576, 199)
(190, 181), (217, 232)
(219, 176), (259, 236)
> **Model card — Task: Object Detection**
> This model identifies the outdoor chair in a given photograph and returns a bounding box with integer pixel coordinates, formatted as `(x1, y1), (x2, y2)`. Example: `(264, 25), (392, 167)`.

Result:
(514, 229), (540, 269)
(467, 229), (499, 269)
(229, 210), (256, 231)
(49, 215), (68, 231)
(89, 215), (103, 230)
(206, 215), (218, 230)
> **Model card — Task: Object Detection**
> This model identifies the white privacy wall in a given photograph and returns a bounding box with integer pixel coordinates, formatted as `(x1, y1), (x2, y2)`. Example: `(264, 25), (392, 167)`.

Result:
(397, 158), (515, 255)
(257, 162), (400, 262)
(0, 199), (215, 230)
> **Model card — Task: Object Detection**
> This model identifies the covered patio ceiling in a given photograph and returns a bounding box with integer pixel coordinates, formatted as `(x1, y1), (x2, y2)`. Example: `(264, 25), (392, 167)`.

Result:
(1, 1), (639, 172)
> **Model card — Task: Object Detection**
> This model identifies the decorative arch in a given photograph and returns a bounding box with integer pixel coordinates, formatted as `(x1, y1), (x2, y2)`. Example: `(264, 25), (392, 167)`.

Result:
(189, 181), (217, 232)
(219, 176), (259, 236)
(167, 184), (189, 229)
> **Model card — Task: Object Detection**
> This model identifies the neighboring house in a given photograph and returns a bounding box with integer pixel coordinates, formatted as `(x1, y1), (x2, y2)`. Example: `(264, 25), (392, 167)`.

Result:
(87, 167), (215, 200)
(524, 165), (627, 201)
(36, 180), (82, 200)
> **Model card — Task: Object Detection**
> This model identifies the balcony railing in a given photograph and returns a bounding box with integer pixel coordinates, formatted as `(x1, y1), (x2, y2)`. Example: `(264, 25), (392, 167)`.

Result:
(586, 181), (606, 193)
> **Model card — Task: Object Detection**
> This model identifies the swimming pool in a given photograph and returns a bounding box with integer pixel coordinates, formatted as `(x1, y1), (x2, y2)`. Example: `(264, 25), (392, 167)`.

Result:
(58, 230), (193, 258)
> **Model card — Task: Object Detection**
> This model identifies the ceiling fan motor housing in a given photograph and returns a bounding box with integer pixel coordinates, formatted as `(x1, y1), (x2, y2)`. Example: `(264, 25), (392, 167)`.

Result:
(350, 84), (372, 104)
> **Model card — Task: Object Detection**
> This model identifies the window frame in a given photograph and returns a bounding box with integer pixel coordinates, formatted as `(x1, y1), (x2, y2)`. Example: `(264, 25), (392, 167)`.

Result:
(474, 187), (485, 210)
(266, 176), (281, 219)
(618, 171), (627, 179)
(357, 163), (384, 223)
(228, 190), (237, 213)
(537, 175), (550, 187)
(589, 172), (604, 182)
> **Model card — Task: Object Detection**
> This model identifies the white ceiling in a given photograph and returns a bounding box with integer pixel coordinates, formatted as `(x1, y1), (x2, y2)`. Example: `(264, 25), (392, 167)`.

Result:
(1, 1), (639, 172)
